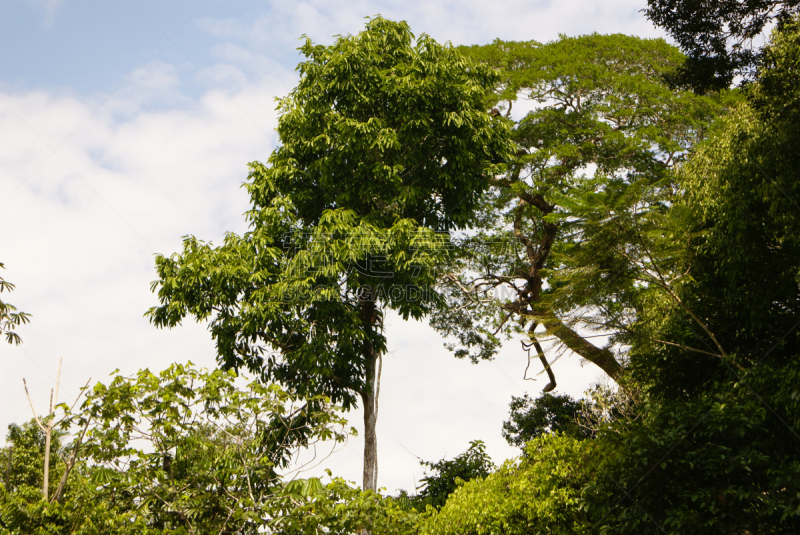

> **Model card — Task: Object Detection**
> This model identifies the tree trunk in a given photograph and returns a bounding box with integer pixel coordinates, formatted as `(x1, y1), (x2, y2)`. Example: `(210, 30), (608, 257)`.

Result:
(360, 290), (380, 492)
(43, 428), (51, 499)
(538, 312), (623, 380)
(43, 390), (53, 500)
(361, 372), (378, 492)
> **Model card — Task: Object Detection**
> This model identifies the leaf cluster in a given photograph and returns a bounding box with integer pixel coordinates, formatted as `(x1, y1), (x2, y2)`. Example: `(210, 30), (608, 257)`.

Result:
(1, 363), (351, 534)
(645, 0), (800, 92)
(0, 263), (30, 345)
(422, 21), (800, 534)
(423, 434), (594, 535)
(264, 17), (512, 230)
(502, 393), (590, 448)
(272, 477), (424, 535)
(408, 439), (494, 510)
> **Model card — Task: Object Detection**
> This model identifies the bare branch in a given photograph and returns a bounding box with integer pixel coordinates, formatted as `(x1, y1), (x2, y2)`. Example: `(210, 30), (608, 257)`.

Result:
(53, 357), (62, 409)
(22, 379), (46, 433)
(51, 416), (91, 504)
(67, 378), (92, 413)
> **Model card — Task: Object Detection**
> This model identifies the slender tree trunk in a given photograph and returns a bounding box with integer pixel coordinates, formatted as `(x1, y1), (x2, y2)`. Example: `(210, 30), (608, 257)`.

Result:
(43, 390), (53, 500)
(360, 290), (380, 492)
(361, 370), (378, 492)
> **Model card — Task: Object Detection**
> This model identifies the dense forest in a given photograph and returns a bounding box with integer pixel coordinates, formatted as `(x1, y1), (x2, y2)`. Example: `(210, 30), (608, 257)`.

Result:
(3, 2), (800, 533)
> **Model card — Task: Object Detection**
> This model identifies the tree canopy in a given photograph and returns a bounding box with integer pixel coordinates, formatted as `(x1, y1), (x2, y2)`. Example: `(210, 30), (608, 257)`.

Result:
(264, 17), (510, 230)
(411, 440), (493, 510)
(1, 363), (351, 534)
(645, 0), (800, 92)
(502, 393), (589, 447)
(146, 17), (511, 492)
(431, 33), (728, 388)
(425, 19), (800, 533)
(6, 11), (800, 534)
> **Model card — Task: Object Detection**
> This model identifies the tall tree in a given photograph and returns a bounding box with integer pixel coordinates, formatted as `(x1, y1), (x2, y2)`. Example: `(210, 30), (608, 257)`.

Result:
(429, 23), (800, 534)
(431, 34), (726, 389)
(147, 17), (511, 492)
(577, 20), (800, 532)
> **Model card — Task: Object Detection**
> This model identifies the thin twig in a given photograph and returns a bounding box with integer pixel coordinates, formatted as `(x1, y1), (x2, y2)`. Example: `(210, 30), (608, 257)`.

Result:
(22, 379), (46, 433)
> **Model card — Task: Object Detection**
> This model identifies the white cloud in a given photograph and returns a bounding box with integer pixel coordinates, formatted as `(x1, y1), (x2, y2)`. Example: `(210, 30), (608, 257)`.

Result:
(195, 0), (667, 54)
(0, 59), (293, 454)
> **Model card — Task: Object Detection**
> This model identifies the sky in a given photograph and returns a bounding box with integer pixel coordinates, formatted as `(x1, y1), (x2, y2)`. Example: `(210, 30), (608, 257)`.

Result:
(0, 0), (668, 494)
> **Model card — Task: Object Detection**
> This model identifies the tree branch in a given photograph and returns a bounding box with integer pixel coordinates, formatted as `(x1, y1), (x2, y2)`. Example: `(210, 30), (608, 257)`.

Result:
(51, 416), (91, 504)
(534, 312), (623, 380)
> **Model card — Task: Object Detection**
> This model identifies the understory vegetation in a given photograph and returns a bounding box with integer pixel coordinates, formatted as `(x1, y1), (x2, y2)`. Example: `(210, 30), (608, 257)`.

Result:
(4, 7), (800, 534)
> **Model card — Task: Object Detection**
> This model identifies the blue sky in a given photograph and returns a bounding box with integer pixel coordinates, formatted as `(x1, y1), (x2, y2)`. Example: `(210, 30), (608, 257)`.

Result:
(1, 0), (658, 96)
(1, 0), (666, 493)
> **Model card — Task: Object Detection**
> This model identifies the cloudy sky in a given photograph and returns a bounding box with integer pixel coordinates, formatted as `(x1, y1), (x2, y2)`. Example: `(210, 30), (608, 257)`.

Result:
(1, 0), (667, 493)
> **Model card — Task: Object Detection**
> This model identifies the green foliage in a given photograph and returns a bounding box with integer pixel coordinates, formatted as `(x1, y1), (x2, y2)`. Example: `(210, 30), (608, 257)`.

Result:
(272, 478), (424, 535)
(433, 33), (727, 383)
(427, 22), (800, 535)
(8, 20), (800, 535)
(1, 421), (63, 494)
(625, 20), (800, 396)
(146, 16), (511, 411)
(0, 263), (30, 345)
(1, 421), (127, 534)
(502, 393), (589, 448)
(543, 167), (707, 379)
(430, 374), (800, 534)
(582, 367), (800, 534)
(580, 20), (800, 532)
(424, 434), (594, 535)
(147, 16), (512, 492)
(266, 16), (511, 230)
(750, 16), (800, 118)
(407, 440), (494, 510)
(78, 363), (348, 533)
(148, 208), (448, 408)
(645, 0), (800, 92)
(1, 363), (350, 534)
